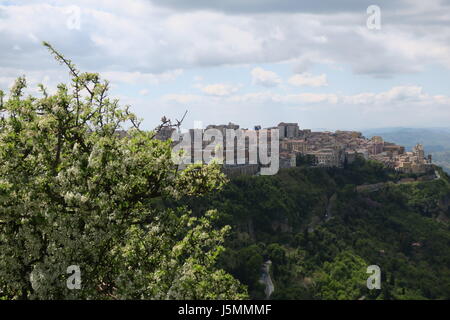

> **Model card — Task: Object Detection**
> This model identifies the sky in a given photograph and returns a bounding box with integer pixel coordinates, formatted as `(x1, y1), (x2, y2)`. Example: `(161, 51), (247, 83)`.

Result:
(0, 0), (450, 131)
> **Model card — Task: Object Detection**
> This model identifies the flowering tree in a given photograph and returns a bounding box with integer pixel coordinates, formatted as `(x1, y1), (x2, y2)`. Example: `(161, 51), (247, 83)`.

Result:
(0, 43), (247, 300)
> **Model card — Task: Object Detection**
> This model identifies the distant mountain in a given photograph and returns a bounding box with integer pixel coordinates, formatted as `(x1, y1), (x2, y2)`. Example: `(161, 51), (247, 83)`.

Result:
(361, 127), (450, 173)
(362, 127), (450, 152)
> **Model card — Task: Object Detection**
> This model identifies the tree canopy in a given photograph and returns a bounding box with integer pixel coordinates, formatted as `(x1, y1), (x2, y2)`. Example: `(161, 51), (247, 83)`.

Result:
(0, 43), (247, 300)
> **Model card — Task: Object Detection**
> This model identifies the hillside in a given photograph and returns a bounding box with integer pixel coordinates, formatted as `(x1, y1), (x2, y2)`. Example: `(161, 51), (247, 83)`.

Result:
(183, 159), (450, 299)
(362, 127), (450, 173)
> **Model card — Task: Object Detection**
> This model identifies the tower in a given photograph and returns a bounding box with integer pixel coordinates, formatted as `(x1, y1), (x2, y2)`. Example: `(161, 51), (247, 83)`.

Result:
(413, 143), (425, 159)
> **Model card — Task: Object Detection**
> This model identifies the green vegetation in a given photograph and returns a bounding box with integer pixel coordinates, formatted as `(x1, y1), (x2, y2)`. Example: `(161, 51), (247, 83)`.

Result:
(0, 44), (246, 300)
(185, 159), (450, 300)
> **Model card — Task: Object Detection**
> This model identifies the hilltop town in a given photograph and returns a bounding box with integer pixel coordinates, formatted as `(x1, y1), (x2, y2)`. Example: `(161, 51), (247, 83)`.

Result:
(274, 122), (432, 173)
(155, 122), (433, 176)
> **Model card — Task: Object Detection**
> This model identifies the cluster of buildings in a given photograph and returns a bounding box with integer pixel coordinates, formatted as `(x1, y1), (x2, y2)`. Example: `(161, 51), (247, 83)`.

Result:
(274, 122), (432, 174)
(154, 121), (433, 175)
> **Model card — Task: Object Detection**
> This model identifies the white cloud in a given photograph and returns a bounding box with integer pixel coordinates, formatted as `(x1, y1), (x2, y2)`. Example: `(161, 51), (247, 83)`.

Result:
(1, 0), (450, 130)
(343, 86), (429, 105)
(0, 66), (70, 95)
(200, 83), (240, 96)
(162, 85), (448, 107)
(161, 93), (203, 104)
(251, 67), (281, 87)
(288, 73), (328, 87)
(289, 93), (336, 104)
(188, 85), (445, 109)
(228, 92), (338, 104)
(139, 89), (150, 96)
(152, 85), (450, 130)
(1, 1), (450, 76)
(378, 86), (425, 102)
(100, 69), (183, 85)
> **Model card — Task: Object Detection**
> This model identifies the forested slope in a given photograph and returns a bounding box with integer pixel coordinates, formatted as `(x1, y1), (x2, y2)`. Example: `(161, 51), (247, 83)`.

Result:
(184, 159), (450, 300)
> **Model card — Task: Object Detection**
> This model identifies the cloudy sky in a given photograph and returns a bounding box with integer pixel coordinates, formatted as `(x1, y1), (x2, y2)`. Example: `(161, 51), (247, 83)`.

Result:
(1, 0), (450, 130)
